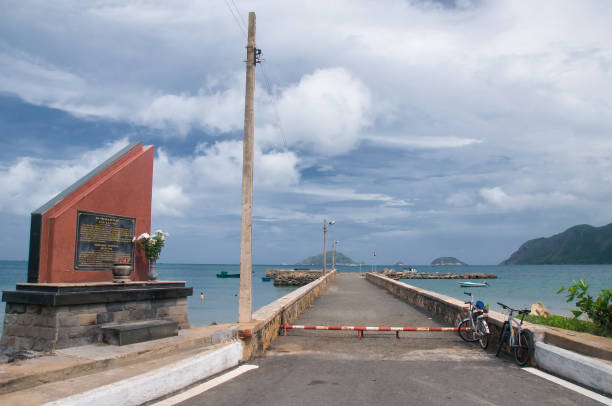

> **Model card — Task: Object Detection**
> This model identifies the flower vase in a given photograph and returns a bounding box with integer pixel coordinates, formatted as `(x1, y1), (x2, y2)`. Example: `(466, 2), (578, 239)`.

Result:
(148, 260), (158, 281)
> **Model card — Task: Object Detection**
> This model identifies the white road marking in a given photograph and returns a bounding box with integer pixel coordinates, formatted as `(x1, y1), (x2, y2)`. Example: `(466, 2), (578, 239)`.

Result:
(150, 364), (259, 406)
(523, 367), (612, 405)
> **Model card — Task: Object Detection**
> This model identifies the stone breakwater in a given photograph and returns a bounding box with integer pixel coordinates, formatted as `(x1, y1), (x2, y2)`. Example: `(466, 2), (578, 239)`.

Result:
(266, 270), (324, 286)
(374, 269), (497, 279)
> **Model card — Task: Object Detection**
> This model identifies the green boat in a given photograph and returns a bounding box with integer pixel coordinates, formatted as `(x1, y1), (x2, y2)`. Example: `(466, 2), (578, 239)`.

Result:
(216, 271), (240, 278)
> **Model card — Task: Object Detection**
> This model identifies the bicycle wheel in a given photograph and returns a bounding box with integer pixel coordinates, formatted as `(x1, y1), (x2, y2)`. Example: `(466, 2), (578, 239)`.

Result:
(477, 319), (489, 350)
(514, 329), (533, 366)
(458, 319), (478, 342)
(496, 322), (508, 357)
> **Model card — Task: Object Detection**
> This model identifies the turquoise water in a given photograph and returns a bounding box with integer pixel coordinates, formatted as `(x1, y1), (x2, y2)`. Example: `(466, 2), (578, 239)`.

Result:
(0, 262), (610, 331)
(387, 265), (611, 316)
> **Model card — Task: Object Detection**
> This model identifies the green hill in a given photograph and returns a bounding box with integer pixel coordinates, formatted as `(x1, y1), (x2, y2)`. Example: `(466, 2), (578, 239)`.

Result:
(431, 257), (467, 266)
(501, 223), (612, 264)
(296, 251), (357, 266)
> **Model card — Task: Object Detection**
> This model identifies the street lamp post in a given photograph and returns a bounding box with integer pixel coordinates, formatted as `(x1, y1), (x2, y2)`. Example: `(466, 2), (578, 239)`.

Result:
(322, 219), (335, 274)
(332, 240), (339, 270)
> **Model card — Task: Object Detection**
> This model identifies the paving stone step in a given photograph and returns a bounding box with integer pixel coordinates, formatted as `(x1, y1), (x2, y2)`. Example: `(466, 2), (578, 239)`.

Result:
(100, 320), (178, 346)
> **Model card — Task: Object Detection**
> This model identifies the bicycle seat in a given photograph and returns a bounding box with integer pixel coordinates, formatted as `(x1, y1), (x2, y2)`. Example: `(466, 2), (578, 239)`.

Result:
(518, 309), (530, 315)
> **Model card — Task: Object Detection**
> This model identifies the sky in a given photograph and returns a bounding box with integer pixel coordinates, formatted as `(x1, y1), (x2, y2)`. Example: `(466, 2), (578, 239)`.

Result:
(1, 0), (611, 265)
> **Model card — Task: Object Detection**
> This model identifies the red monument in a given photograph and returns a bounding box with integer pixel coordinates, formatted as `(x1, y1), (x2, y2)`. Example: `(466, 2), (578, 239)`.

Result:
(1, 142), (192, 351)
(28, 142), (153, 283)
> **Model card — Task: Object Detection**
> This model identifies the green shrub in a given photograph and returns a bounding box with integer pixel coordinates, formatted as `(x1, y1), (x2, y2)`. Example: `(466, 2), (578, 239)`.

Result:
(523, 314), (608, 337)
(557, 280), (611, 336)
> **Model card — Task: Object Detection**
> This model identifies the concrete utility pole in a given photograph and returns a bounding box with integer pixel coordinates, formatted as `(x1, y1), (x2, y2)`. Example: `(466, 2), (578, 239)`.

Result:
(239, 12), (256, 323)
(322, 219), (334, 274)
(322, 219), (327, 275)
(332, 240), (338, 270)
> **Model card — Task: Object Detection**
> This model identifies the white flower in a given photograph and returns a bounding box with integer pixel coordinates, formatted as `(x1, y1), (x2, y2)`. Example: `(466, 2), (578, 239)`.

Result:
(137, 233), (150, 240)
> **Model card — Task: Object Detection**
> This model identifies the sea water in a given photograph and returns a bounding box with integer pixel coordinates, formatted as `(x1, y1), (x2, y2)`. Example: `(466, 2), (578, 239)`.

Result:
(0, 261), (609, 331)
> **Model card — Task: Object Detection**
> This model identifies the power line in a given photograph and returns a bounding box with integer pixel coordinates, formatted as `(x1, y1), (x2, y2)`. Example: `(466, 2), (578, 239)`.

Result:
(229, 0), (248, 34)
(222, 0), (247, 38)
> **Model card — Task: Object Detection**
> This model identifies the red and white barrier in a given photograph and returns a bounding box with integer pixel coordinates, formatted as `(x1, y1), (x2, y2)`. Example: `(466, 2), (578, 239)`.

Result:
(280, 324), (462, 339)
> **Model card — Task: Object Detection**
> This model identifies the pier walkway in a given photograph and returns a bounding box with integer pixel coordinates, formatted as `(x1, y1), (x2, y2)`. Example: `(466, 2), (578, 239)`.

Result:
(178, 273), (603, 406)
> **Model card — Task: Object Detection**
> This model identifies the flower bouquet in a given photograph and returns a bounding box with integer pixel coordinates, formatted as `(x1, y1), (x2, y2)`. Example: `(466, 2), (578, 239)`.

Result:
(134, 230), (168, 280)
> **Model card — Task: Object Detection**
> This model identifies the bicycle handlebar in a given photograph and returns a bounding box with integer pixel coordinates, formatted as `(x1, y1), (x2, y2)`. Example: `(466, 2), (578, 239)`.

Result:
(497, 302), (529, 314)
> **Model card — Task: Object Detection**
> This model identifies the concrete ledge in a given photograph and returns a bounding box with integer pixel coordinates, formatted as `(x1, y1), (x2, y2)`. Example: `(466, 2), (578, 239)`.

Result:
(535, 342), (612, 396)
(542, 328), (612, 361)
(41, 340), (243, 406)
(238, 270), (337, 360)
(0, 324), (238, 395)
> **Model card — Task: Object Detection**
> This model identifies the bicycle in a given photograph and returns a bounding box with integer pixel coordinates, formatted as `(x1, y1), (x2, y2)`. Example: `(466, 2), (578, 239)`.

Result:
(495, 302), (533, 366)
(457, 292), (489, 349)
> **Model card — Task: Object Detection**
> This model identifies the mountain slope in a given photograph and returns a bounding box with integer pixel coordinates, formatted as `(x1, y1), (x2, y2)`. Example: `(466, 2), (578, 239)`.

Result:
(501, 223), (612, 264)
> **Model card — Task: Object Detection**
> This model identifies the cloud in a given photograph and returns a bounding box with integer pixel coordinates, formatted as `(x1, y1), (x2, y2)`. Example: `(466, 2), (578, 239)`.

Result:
(271, 68), (374, 155)
(1, 1), (612, 263)
(153, 141), (301, 217)
(364, 134), (482, 149)
(478, 186), (578, 212)
(0, 139), (129, 215)
(153, 184), (191, 217)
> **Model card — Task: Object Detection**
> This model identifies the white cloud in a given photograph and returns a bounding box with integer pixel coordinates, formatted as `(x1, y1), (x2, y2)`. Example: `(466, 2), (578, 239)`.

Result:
(0, 139), (129, 215)
(364, 135), (482, 149)
(478, 186), (578, 212)
(152, 184), (191, 217)
(272, 68), (373, 155)
(2, 1), (612, 263)
(152, 141), (301, 218)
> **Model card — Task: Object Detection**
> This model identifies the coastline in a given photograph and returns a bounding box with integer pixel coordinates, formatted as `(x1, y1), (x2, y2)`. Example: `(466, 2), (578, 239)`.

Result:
(0, 261), (609, 329)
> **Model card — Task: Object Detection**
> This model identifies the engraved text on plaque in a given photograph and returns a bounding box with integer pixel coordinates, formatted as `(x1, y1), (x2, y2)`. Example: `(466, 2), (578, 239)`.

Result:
(74, 211), (136, 270)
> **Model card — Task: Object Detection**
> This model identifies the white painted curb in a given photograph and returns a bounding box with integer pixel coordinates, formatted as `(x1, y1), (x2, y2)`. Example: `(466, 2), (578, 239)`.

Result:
(535, 341), (612, 396)
(42, 340), (244, 406)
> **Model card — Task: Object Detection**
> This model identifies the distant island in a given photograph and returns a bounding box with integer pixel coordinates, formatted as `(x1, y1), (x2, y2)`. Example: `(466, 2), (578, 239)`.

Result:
(501, 223), (612, 264)
(295, 251), (358, 266)
(431, 257), (467, 266)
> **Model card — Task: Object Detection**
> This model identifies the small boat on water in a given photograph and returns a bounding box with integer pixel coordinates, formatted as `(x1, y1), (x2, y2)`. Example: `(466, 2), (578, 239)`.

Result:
(261, 277), (271, 282)
(216, 271), (240, 278)
(459, 281), (488, 287)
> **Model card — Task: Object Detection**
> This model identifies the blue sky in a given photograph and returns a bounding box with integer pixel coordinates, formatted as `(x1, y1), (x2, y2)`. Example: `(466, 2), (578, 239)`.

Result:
(1, 1), (611, 265)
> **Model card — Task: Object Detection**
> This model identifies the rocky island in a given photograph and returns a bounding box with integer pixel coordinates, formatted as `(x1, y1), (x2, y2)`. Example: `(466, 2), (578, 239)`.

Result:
(431, 256), (467, 266)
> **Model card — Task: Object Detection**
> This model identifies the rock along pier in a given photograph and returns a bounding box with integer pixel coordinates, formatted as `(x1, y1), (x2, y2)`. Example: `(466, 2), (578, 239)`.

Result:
(374, 268), (497, 279)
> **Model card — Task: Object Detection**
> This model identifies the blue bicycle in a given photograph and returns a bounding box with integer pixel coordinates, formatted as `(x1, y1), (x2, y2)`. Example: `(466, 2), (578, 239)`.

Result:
(457, 292), (489, 349)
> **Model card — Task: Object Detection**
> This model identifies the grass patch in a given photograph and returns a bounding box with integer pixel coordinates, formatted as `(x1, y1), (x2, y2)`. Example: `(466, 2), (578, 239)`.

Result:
(523, 314), (611, 338)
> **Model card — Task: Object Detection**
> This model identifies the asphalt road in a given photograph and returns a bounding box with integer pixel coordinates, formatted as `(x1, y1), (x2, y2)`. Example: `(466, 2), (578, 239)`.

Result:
(174, 273), (603, 406)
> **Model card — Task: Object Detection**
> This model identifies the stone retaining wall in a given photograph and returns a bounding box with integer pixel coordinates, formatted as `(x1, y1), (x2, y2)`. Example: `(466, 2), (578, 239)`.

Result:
(366, 272), (520, 353)
(1, 283), (191, 351)
(239, 270), (337, 360)
(1, 298), (189, 351)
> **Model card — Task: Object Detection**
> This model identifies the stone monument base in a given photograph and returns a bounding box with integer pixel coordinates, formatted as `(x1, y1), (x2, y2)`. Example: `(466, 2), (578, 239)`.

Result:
(1, 282), (192, 351)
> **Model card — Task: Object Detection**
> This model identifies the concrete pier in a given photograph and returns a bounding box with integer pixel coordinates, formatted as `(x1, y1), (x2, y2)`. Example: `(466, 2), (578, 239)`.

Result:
(188, 273), (606, 405)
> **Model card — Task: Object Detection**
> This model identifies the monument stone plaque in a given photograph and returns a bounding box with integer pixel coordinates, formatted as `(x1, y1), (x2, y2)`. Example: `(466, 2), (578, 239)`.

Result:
(74, 211), (135, 270)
